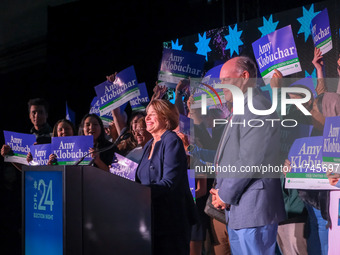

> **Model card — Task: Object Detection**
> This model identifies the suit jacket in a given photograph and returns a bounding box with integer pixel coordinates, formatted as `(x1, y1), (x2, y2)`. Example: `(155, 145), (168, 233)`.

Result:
(136, 130), (195, 235)
(215, 88), (286, 229)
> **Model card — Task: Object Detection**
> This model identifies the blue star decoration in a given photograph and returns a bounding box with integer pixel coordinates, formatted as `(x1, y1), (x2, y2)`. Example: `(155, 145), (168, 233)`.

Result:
(225, 24), (243, 57)
(297, 4), (320, 42)
(171, 39), (183, 51)
(195, 32), (211, 61)
(258, 15), (279, 37)
(305, 69), (317, 79)
(305, 69), (317, 88)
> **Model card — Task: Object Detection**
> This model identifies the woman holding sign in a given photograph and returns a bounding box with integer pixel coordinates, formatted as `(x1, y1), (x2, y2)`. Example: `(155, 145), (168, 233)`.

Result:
(26, 119), (76, 165)
(79, 114), (115, 171)
(135, 99), (196, 255)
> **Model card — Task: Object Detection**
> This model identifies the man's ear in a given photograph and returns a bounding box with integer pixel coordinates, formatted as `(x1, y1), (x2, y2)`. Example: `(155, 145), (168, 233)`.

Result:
(241, 70), (250, 85)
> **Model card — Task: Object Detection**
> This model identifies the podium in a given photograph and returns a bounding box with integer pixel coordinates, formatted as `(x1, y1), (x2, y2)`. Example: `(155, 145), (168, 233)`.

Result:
(22, 165), (151, 255)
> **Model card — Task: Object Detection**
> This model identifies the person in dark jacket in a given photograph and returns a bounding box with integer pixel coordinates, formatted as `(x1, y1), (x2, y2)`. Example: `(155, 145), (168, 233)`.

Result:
(135, 99), (196, 255)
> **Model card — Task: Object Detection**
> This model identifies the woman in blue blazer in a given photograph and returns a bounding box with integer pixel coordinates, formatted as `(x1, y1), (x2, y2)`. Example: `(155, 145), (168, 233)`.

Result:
(136, 99), (195, 255)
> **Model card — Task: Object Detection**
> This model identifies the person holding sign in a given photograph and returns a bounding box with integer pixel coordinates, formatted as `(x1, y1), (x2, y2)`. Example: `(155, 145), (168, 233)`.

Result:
(105, 121), (119, 142)
(278, 72), (340, 255)
(78, 114), (115, 171)
(30, 119), (76, 165)
(312, 47), (326, 92)
(269, 69), (319, 255)
(1, 98), (52, 171)
(270, 67), (332, 255)
(51, 119), (76, 137)
(106, 74), (144, 156)
(135, 99), (196, 255)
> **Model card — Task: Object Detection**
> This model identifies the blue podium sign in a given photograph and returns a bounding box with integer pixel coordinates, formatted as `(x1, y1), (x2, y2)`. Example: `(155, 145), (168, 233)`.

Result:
(25, 170), (63, 255)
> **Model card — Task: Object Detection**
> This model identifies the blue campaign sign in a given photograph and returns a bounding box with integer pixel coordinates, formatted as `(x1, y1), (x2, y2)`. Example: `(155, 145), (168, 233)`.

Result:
(252, 25), (301, 80)
(158, 49), (206, 88)
(311, 8), (332, 54)
(159, 48), (205, 77)
(25, 170), (63, 255)
(288, 136), (323, 173)
(3, 130), (36, 164)
(285, 135), (337, 189)
(94, 66), (140, 115)
(89, 96), (114, 126)
(51, 136), (93, 165)
(323, 116), (340, 162)
(30, 144), (51, 166)
(89, 96), (100, 115)
(130, 82), (149, 111)
(109, 153), (138, 181)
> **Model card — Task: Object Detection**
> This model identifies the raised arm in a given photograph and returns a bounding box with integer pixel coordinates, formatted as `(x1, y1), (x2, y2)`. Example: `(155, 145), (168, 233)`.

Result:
(150, 82), (167, 102)
(111, 107), (127, 136)
(312, 47), (327, 95)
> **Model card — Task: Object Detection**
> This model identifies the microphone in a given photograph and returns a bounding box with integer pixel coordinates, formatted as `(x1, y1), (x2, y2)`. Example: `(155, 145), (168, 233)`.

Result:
(74, 131), (132, 166)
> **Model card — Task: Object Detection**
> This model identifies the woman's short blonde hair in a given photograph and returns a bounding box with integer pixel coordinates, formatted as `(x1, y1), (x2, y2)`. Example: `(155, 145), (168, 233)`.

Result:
(146, 99), (179, 130)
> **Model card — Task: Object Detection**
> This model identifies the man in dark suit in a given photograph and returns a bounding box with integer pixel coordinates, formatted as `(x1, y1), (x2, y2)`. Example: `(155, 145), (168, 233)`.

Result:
(210, 56), (285, 254)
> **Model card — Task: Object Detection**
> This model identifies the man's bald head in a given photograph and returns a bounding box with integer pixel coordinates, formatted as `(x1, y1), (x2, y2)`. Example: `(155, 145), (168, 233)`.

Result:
(220, 56), (257, 81)
(219, 56), (257, 103)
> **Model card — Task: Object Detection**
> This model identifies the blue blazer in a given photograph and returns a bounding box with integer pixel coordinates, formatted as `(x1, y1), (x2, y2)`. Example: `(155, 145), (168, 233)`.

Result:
(215, 88), (286, 229)
(136, 130), (194, 235)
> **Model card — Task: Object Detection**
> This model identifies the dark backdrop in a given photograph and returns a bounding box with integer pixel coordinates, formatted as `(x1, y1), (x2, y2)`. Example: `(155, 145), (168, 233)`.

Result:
(0, 0), (332, 254)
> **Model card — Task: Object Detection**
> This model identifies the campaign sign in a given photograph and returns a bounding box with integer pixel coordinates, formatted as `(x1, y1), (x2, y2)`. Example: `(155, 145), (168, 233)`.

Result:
(3, 131), (36, 165)
(89, 97), (114, 127)
(158, 49), (205, 88)
(130, 82), (150, 111)
(252, 25), (302, 82)
(311, 8), (332, 55)
(110, 153), (138, 181)
(95, 66), (140, 115)
(285, 136), (337, 190)
(322, 116), (340, 173)
(25, 170), (63, 255)
(51, 136), (93, 165)
(30, 144), (51, 166)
